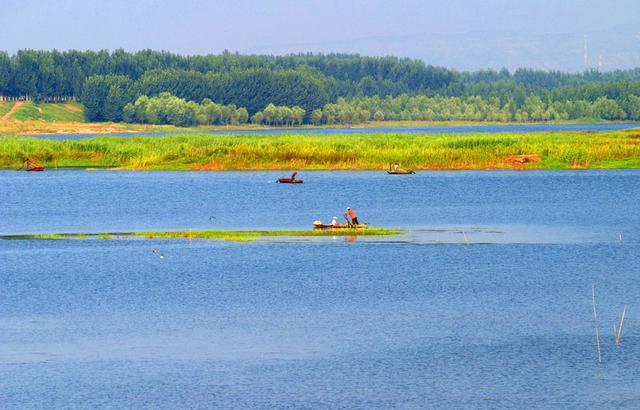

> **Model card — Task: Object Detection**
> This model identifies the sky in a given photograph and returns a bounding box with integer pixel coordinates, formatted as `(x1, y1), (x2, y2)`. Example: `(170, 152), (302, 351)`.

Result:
(2, 0), (639, 72)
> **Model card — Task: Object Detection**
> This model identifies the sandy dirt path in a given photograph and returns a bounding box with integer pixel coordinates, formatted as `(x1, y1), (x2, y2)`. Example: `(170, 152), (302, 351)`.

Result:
(0, 101), (24, 122)
(64, 103), (82, 112)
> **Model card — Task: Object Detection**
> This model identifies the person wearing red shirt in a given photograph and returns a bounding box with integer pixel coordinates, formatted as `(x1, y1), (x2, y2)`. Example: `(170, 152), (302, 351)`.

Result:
(343, 207), (359, 225)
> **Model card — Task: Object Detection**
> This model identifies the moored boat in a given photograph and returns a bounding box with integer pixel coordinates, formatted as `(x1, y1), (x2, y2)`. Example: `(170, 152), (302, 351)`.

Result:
(17, 158), (45, 172)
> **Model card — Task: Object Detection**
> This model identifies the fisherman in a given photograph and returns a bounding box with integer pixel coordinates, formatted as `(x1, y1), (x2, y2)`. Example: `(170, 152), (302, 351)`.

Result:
(331, 216), (338, 226)
(19, 157), (34, 170)
(343, 207), (359, 225)
(290, 171), (298, 181)
(393, 163), (399, 172)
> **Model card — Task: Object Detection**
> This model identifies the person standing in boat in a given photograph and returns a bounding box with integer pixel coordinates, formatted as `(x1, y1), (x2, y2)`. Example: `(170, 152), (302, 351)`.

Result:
(331, 216), (338, 226)
(393, 163), (399, 172)
(344, 207), (359, 225)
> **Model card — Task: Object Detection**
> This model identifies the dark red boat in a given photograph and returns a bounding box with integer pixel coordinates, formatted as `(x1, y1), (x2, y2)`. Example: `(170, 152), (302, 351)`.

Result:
(17, 158), (45, 172)
(277, 171), (303, 183)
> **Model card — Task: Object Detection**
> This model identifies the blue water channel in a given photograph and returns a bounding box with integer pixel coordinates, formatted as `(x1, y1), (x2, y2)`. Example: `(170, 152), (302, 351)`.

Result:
(25, 122), (640, 140)
(1, 170), (639, 408)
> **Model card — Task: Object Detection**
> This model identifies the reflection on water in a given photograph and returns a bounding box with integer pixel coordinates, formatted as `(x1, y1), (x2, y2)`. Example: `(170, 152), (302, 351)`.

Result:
(403, 224), (594, 244)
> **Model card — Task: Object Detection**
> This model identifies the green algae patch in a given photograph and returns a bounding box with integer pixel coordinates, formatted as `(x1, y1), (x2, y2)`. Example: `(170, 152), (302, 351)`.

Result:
(134, 228), (399, 240)
(34, 233), (64, 240)
(0, 228), (400, 242)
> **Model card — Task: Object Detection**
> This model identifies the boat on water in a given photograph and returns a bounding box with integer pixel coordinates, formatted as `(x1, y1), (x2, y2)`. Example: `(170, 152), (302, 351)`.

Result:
(17, 158), (45, 172)
(277, 171), (303, 183)
(387, 169), (415, 174)
(313, 221), (367, 229)
(387, 163), (415, 174)
(278, 178), (303, 183)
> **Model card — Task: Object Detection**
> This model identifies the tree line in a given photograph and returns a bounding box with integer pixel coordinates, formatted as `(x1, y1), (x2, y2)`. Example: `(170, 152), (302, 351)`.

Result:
(122, 93), (308, 127)
(121, 93), (247, 127)
(309, 94), (640, 124)
(0, 49), (455, 103)
(121, 91), (639, 127)
(2, 49), (640, 124)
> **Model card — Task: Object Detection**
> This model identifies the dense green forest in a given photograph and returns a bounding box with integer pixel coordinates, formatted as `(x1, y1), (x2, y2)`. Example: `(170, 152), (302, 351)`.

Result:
(1, 49), (640, 124)
(310, 94), (640, 124)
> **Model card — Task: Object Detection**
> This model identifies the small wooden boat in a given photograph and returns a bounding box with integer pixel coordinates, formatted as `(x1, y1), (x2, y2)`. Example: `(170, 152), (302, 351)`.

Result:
(26, 166), (45, 172)
(313, 221), (367, 229)
(278, 178), (303, 183)
(277, 171), (303, 183)
(387, 169), (415, 174)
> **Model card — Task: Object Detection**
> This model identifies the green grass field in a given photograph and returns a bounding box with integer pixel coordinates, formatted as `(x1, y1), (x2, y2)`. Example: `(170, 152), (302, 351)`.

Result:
(0, 101), (15, 118)
(2, 129), (640, 170)
(8, 102), (85, 122)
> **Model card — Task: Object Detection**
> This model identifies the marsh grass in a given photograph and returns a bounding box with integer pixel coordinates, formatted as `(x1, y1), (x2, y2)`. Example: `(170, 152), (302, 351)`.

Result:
(133, 228), (399, 239)
(0, 228), (400, 242)
(1, 129), (640, 170)
(32, 233), (64, 240)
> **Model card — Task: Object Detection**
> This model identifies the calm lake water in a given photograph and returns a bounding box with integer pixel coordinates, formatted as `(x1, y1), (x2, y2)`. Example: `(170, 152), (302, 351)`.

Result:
(1, 170), (640, 408)
(27, 122), (640, 140)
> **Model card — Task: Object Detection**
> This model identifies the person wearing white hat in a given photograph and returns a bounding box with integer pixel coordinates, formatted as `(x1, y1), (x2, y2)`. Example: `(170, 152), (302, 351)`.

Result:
(331, 216), (338, 226)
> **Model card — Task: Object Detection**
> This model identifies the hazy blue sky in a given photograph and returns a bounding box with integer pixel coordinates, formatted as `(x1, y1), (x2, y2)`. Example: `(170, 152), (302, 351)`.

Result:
(2, 0), (639, 71)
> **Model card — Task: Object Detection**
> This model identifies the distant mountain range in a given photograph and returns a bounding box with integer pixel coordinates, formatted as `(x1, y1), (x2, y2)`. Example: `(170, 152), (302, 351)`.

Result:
(248, 25), (640, 72)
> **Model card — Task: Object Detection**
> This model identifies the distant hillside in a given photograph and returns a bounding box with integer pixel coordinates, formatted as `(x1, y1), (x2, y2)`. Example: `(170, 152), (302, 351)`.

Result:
(1, 101), (85, 122)
(0, 101), (13, 119)
(251, 26), (640, 72)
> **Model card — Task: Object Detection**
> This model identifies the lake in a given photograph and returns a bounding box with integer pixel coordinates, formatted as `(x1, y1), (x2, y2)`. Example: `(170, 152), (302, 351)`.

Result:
(1, 170), (640, 408)
(26, 122), (640, 140)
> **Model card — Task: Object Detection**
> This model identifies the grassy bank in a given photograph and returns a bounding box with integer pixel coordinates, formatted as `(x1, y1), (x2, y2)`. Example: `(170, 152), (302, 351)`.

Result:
(9, 101), (85, 122)
(0, 101), (85, 122)
(0, 228), (400, 242)
(2, 129), (640, 170)
(0, 102), (14, 118)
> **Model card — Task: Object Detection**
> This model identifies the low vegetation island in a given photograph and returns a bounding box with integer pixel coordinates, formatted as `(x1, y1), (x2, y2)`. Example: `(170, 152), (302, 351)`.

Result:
(2, 129), (640, 170)
(0, 228), (401, 242)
